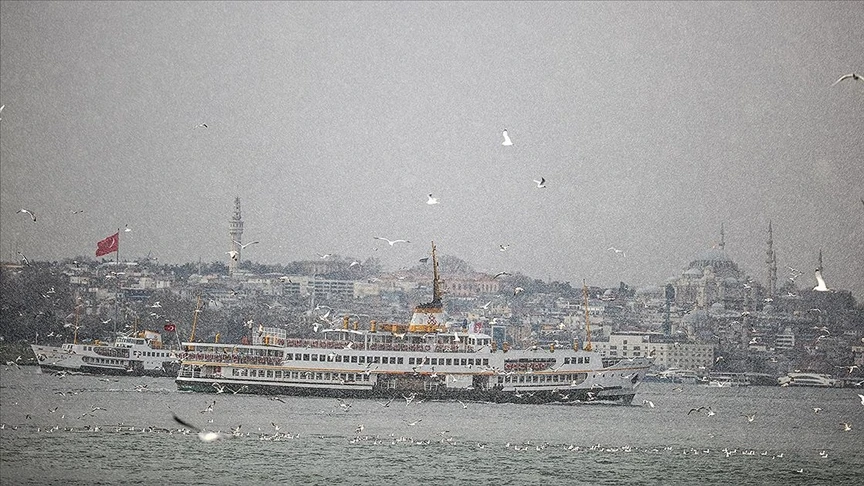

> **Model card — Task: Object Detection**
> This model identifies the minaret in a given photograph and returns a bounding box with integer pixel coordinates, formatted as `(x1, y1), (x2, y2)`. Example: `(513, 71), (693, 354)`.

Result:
(228, 197), (244, 276)
(719, 223), (725, 251)
(765, 221), (777, 298)
(817, 248), (823, 271)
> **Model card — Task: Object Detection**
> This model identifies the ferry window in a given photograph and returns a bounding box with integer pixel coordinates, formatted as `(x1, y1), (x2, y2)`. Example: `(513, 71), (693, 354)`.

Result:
(315, 373), (322, 380)
(397, 358), (404, 364)
(610, 346), (617, 350)
(623, 340), (628, 344)
(286, 353), (293, 360)
(531, 376), (538, 383)
(482, 359), (488, 366)
(633, 346), (640, 350)
(303, 354), (310, 361)
(241, 369), (248, 377)
(634, 351), (641, 356)
(431, 358), (438, 365)
(373, 357), (380, 364)
(553, 375), (559, 382)
(351, 356), (357, 363)
(446, 359), (452, 366)
(468, 359), (474, 366)
(319, 354), (326, 361)
(498, 377), (504, 384)
(390, 357), (396, 364)
(266, 370), (273, 378)
(359, 356), (366, 364)
(518, 376), (525, 383)
(311, 354), (318, 361)
(460, 359), (467, 365)
(409, 358), (415, 365)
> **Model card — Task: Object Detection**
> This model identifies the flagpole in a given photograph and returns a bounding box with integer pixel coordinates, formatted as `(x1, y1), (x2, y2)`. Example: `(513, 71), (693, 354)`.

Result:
(116, 227), (120, 264)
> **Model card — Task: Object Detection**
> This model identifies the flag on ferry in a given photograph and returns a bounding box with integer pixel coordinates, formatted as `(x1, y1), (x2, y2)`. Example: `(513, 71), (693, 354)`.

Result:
(95, 232), (119, 257)
(164, 323), (176, 332)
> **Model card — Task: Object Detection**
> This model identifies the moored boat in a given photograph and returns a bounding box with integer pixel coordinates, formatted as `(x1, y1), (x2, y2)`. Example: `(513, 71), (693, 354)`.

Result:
(175, 243), (653, 404)
(777, 372), (839, 388)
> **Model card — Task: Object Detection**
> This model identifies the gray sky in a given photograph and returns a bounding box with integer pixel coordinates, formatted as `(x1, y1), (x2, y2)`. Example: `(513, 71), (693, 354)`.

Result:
(1, 1), (862, 299)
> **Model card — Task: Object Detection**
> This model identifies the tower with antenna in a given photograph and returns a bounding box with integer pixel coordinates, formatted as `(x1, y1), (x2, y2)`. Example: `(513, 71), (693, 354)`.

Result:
(765, 221), (777, 298)
(719, 223), (725, 251)
(228, 197), (244, 276)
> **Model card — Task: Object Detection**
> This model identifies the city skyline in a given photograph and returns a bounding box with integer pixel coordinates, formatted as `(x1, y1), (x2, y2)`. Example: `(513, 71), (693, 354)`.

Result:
(1, 2), (862, 301)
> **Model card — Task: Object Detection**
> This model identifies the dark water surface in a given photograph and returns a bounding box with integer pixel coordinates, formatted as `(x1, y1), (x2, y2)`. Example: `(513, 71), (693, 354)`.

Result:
(2, 366), (862, 485)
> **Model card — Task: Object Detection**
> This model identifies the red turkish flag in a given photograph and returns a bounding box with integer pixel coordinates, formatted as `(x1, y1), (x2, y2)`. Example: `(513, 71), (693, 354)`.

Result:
(96, 232), (119, 257)
(164, 323), (176, 332)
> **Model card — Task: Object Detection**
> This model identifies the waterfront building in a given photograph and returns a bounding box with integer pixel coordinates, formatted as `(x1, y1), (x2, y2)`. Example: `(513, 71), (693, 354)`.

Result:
(593, 332), (715, 371)
(228, 197), (244, 276)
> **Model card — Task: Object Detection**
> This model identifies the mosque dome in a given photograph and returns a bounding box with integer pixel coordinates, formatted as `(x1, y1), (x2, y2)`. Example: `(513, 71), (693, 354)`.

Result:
(684, 267), (704, 278)
(710, 302), (725, 313)
(762, 304), (775, 314)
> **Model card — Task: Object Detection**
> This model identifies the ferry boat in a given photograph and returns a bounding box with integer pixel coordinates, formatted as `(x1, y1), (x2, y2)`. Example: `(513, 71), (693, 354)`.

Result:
(175, 243), (653, 405)
(31, 330), (180, 377)
(777, 372), (839, 388)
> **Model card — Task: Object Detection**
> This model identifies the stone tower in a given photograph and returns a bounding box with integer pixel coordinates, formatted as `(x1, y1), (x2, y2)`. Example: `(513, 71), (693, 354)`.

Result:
(228, 197), (244, 276)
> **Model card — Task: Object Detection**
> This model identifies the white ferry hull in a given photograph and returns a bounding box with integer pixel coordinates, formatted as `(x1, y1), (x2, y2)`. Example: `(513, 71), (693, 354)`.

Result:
(175, 344), (651, 405)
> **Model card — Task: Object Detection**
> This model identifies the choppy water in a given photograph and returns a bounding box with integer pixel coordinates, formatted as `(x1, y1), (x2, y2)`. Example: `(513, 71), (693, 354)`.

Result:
(1, 366), (862, 485)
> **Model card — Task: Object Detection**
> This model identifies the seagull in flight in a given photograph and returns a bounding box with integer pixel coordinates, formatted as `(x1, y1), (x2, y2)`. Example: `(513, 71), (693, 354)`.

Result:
(502, 129), (513, 146)
(533, 177), (546, 188)
(16, 209), (36, 222)
(196, 123), (208, 128)
(813, 268), (829, 292)
(124, 224), (132, 232)
(493, 271), (511, 279)
(741, 412), (756, 423)
(607, 247), (626, 257)
(374, 237), (410, 246)
(832, 72), (862, 86)
(173, 414), (231, 442)
(858, 394), (864, 406)
(233, 240), (260, 250)
(513, 287), (524, 296)
(499, 244), (509, 252)
(840, 422), (852, 432)
(427, 194), (439, 205)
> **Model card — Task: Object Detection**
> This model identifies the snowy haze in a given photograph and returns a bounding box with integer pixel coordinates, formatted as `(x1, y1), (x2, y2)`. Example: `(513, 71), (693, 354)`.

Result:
(1, 2), (862, 299)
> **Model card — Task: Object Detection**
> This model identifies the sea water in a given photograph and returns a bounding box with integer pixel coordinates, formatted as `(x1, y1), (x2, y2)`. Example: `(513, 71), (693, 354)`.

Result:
(1, 366), (861, 485)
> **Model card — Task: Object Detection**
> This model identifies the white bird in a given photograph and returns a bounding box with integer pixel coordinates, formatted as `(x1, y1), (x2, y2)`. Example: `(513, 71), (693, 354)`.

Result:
(124, 224), (132, 232)
(813, 269), (829, 292)
(212, 383), (225, 394)
(840, 422), (852, 431)
(458, 400), (468, 409)
(607, 247), (626, 257)
(493, 271), (511, 279)
(832, 72), (861, 86)
(502, 129), (513, 146)
(0, 104), (4, 120)
(233, 240), (260, 250)
(173, 414), (231, 442)
(318, 253), (331, 259)
(196, 123), (208, 128)
(427, 194), (439, 205)
(17, 251), (30, 265)
(481, 301), (492, 309)
(513, 287), (524, 296)
(350, 260), (361, 267)
(642, 399), (655, 408)
(741, 413), (756, 423)
(533, 177), (546, 188)
(374, 237), (410, 246)
(226, 250), (239, 261)
(858, 394), (864, 406)
(16, 209), (36, 222)
(499, 244), (509, 252)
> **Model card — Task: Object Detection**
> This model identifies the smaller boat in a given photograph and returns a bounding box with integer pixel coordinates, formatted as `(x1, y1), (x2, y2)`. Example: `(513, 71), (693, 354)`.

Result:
(703, 372), (749, 387)
(31, 331), (180, 377)
(644, 367), (700, 384)
(777, 372), (838, 388)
